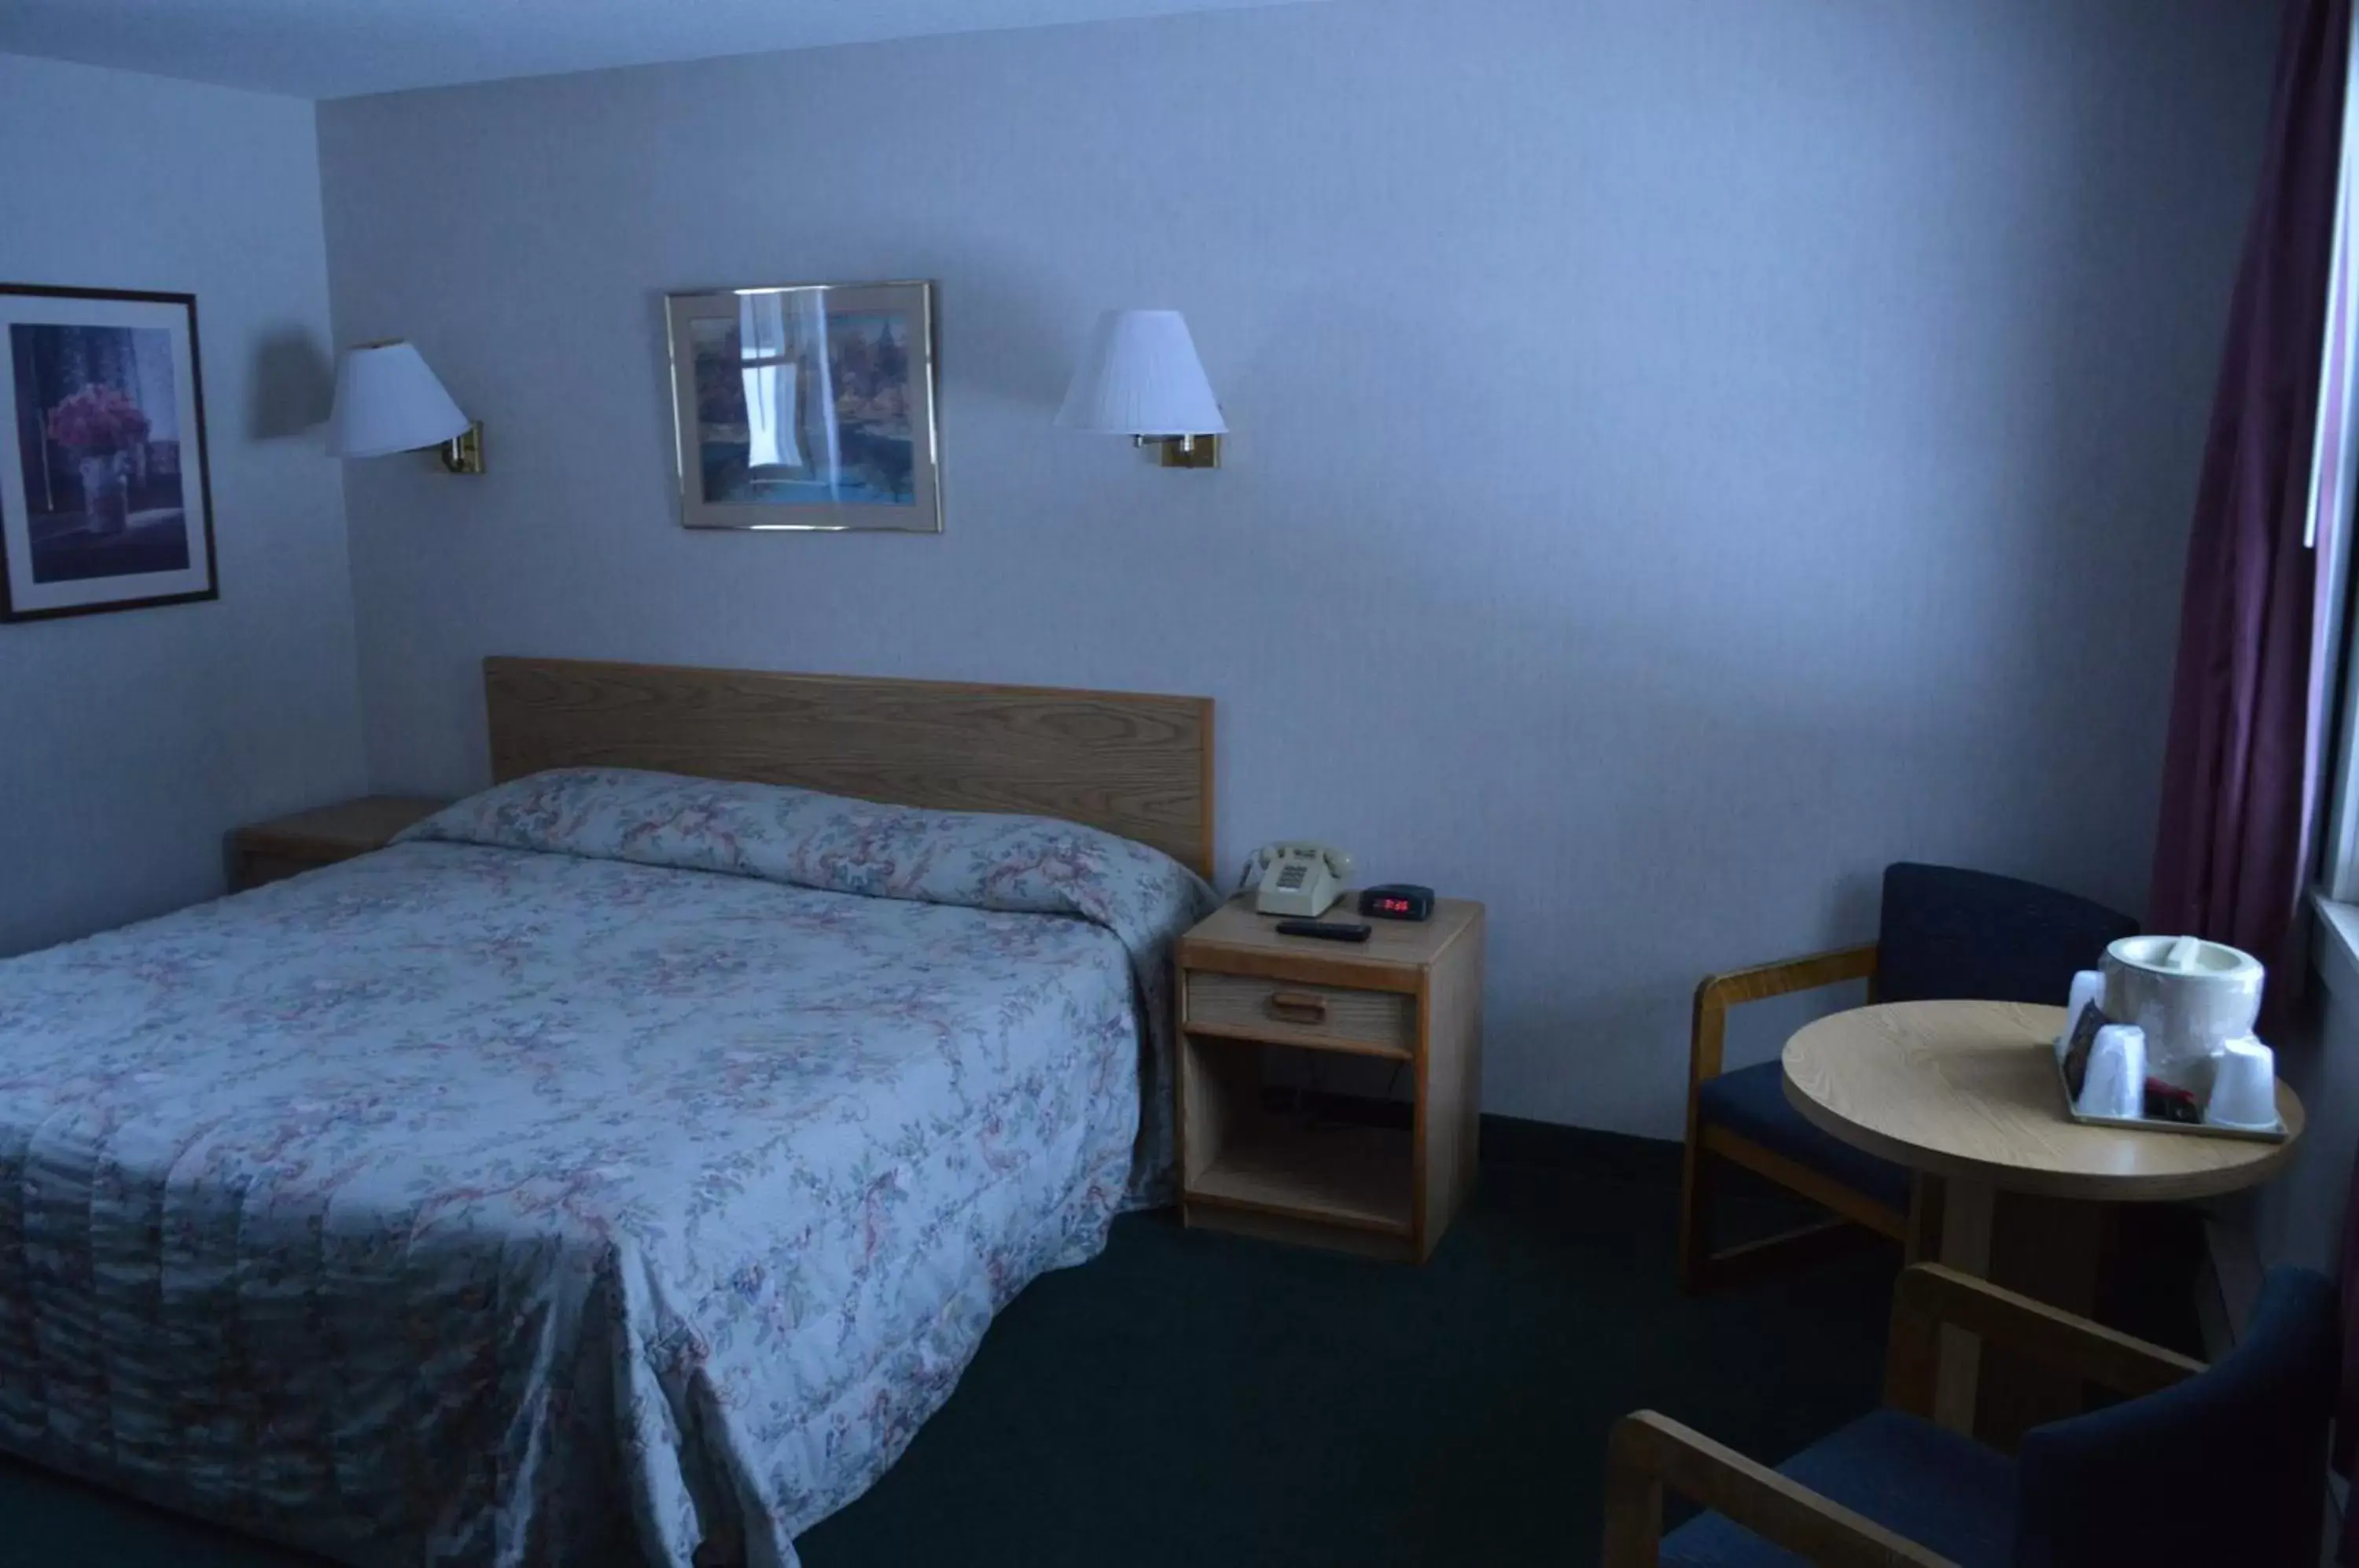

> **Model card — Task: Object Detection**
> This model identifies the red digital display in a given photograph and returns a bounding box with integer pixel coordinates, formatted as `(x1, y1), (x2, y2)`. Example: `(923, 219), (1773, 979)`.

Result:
(1361, 885), (1434, 921)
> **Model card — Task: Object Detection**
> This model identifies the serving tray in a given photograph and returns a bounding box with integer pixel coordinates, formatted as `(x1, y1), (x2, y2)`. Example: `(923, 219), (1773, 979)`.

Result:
(2052, 1051), (2287, 1144)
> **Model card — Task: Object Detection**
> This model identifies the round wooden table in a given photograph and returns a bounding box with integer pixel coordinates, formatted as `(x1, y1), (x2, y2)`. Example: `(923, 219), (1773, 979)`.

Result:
(1782, 999), (2305, 1440)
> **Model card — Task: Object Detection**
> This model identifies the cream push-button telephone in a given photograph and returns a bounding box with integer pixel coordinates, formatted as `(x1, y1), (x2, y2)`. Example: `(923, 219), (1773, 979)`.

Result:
(1247, 842), (1354, 918)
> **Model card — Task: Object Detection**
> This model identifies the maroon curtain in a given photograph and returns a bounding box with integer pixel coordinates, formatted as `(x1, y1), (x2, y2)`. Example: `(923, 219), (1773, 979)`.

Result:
(2167, 3), (2359, 1552)
(2149, 0), (2350, 990)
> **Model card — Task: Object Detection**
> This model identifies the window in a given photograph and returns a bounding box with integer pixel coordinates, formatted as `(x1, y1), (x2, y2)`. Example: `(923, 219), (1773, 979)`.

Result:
(2312, 40), (2359, 903)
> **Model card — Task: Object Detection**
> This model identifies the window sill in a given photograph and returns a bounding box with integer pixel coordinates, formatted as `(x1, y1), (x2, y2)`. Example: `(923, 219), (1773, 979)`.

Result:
(2311, 888), (2359, 1000)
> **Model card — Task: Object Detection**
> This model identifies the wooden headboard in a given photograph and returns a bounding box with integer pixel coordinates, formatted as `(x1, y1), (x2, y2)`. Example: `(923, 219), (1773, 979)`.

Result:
(484, 657), (1216, 878)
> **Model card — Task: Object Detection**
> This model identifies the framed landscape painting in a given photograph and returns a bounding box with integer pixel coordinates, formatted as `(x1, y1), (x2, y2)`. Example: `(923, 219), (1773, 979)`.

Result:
(0, 284), (218, 622)
(664, 281), (942, 533)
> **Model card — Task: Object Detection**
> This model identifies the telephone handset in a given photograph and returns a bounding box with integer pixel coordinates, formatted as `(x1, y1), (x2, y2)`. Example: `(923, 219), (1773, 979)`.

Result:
(1246, 841), (1356, 918)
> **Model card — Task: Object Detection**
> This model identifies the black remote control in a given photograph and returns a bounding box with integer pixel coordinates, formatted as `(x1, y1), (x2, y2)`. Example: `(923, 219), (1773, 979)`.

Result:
(1276, 918), (1372, 943)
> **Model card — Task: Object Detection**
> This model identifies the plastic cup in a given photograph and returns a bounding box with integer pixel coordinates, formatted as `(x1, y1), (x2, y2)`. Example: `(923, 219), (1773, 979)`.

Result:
(2076, 1024), (2147, 1121)
(2203, 1036), (2279, 1132)
(2058, 970), (2105, 1062)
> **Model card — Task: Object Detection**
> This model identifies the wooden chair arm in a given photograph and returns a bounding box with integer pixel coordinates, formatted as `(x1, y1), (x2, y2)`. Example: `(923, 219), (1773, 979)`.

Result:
(1691, 943), (1879, 1084)
(1603, 1411), (1960, 1568)
(1885, 1264), (2205, 1418)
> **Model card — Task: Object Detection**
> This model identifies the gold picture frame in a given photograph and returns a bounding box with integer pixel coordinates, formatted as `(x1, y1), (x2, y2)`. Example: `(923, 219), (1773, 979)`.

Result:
(663, 281), (942, 533)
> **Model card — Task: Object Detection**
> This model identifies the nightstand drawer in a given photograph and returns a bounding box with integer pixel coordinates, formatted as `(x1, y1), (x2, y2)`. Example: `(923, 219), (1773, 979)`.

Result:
(1183, 972), (1415, 1058)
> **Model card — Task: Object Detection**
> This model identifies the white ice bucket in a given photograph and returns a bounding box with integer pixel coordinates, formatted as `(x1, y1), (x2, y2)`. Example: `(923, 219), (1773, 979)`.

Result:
(2099, 935), (2265, 1094)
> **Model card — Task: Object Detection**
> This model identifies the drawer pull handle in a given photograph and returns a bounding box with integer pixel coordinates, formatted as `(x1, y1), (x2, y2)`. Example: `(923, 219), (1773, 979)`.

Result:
(1268, 991), (1329, 1025)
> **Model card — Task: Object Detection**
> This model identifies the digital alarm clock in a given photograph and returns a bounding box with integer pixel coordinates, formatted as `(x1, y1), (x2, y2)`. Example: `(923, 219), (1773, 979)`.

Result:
(1359, 884), (1436, 922)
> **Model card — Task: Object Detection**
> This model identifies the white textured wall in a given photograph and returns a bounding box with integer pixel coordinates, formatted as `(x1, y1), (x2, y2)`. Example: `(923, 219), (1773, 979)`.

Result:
(318, 0), (2277, 1136)
(0, 53), (367, 956)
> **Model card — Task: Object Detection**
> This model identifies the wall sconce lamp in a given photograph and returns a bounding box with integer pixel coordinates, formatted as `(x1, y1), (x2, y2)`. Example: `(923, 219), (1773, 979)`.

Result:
(1056, 309), (1227, 469)
(325, 340), (484, 475)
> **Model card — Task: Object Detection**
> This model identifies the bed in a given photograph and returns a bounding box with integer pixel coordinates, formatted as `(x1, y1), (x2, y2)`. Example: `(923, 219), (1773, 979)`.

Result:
(0, 657), (1218, 1567)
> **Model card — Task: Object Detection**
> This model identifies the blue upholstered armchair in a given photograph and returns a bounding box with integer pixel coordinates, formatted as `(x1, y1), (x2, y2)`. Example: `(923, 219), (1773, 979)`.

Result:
(1604, 1263), (2338, 1567)
(1680, 864), (2137, 1290)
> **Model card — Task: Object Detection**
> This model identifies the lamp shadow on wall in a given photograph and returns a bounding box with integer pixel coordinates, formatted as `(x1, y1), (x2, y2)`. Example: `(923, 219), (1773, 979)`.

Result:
(930, 252), (1073, 411)
(246, 327), (337, 441)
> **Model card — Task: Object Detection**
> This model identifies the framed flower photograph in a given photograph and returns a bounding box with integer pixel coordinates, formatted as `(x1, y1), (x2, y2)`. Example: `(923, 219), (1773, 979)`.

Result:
(663, 281), (942, 533)
(0, 285), (218, 622)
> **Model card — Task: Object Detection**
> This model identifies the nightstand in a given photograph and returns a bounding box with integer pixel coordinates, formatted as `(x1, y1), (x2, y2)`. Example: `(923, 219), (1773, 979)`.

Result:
(1175, 894), (1485, 1262)
(230, 796), (451, 891)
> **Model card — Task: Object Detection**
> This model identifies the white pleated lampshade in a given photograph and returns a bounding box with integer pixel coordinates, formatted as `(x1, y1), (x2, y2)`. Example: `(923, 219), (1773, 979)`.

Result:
(325, 340), (473, 458)
(1056, 310), (1227, 436)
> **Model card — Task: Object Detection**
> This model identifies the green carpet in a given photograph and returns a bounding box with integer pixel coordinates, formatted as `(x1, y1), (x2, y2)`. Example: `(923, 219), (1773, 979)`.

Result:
(0, 1136), (1901, 1566)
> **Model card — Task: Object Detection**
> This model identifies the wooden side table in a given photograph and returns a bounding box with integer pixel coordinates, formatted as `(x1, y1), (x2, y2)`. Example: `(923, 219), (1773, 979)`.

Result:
(1175, 894), (1485, 1262)
(231, 796), (452, 891)
(1783, 999), (2303, 1445)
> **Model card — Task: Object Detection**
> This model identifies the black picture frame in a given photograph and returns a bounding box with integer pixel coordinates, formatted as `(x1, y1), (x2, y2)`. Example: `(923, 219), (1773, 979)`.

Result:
(0, 283), (219, 623)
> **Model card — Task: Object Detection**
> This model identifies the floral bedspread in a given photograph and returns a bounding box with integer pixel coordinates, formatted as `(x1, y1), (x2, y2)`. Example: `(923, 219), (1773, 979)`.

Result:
(0, 770), (1216, 1566)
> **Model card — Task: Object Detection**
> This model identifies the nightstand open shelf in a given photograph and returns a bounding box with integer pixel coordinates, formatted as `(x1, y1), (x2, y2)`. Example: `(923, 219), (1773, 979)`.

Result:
(1175, 895), (1485, 1263)
(1181, 1036), (1415, 1236)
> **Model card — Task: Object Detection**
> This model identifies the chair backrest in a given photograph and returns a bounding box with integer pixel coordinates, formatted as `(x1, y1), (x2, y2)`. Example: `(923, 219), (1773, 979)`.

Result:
(1875, 863), (2137, 1006)
(2011, 1265), (2339, 1568)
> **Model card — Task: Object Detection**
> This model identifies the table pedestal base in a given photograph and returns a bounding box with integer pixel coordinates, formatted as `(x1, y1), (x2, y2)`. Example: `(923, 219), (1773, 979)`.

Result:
(1920, 1175), (2110, 1449)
